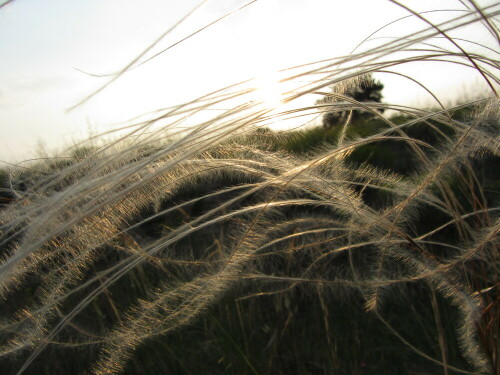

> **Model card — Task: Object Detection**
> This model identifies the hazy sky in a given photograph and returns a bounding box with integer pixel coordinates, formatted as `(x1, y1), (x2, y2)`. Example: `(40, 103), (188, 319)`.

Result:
(0, 0), (497, 163)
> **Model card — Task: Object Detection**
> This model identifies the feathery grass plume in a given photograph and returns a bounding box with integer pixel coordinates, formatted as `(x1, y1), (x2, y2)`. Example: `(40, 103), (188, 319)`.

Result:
(0, 0), (499, 374)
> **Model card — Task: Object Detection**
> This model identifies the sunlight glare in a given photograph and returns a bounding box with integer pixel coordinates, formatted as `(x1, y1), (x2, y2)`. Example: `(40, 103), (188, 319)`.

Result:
(250, 71), (286, 109)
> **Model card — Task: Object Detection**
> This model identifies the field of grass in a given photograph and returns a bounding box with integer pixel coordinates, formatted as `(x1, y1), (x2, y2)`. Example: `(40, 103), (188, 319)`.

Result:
(0, 1), (498, 374)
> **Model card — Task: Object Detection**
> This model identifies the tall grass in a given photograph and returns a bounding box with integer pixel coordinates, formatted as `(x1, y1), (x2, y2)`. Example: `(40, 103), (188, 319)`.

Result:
(0, 1), (498, 374)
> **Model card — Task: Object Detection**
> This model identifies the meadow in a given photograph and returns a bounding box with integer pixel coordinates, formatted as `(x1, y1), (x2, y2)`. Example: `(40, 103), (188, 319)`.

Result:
(0, 1), (498, 374)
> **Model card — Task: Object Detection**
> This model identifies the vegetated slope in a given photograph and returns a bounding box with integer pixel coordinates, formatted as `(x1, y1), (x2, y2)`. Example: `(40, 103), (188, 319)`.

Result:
(0, 104), (498, 374)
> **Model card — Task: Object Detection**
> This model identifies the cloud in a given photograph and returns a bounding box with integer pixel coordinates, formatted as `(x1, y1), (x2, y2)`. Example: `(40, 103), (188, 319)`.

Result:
(0, 72), (73, 110)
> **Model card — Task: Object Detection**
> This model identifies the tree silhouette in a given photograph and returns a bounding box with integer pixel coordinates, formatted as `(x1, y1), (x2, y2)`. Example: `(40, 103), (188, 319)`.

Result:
(317, 74), (385, 128)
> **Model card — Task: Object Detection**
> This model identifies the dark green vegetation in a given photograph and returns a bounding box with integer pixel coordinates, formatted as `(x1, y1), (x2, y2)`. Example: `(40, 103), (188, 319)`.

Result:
(0, 105), (498, 374)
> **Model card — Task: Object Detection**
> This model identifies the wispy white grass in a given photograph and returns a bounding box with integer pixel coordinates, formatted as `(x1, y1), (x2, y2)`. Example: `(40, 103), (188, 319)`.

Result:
(0, 1), (498, 374)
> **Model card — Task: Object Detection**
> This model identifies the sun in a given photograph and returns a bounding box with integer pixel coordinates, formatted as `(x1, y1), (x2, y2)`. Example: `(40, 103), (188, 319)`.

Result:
(250, 71), (286, 109)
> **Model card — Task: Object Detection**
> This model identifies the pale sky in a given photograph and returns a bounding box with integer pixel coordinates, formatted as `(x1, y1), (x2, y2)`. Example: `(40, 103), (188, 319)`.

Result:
(0, 0), (498, 163)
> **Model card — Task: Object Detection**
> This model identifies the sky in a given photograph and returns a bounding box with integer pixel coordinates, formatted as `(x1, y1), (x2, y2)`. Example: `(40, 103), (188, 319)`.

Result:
(0, 0), (498, 163)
